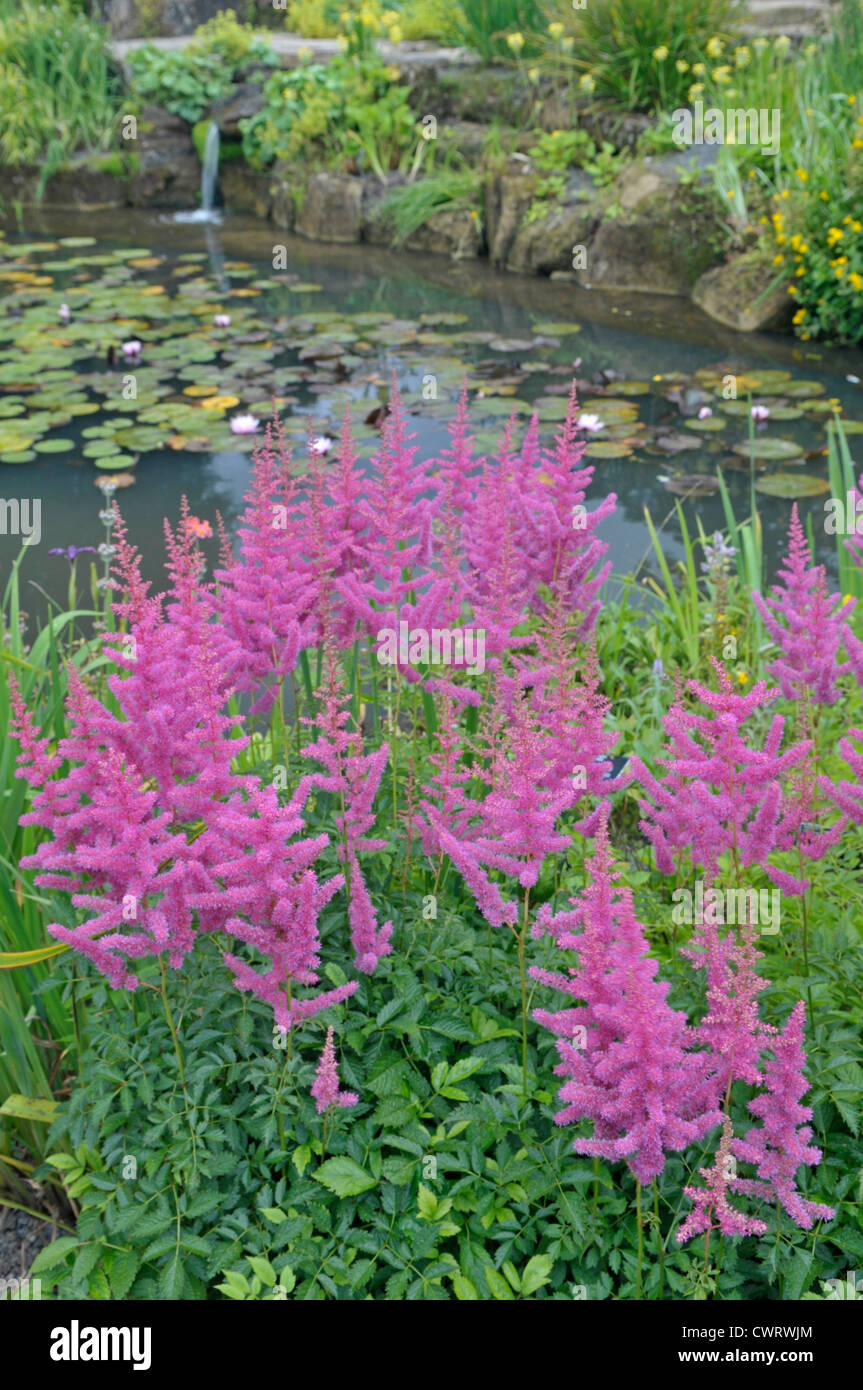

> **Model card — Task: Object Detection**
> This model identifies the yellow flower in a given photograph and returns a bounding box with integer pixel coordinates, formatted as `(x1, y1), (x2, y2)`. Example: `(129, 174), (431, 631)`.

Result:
(753, 36), (768, 50)
(506, 31), (525, 52)
(775, 34), (791, 52)
(795, 168), (808, 181)
(772, 253), (784, 265)
(706, 36), (723, 57)
(835, 265), (846, 279)
(820, 189), (829, 200)
(853, 222), (862, 232)
(792, 308), (806, 324)
(853, 138), (863, 148)
(780, 188), (789, 198)
(787, 284), (797, 294)
(653, 45), (669, 61)
(736, 670), (749, 685)
(387, 24), (403, 43)
(688, 82), (705, 100)
(676, 59), (689, 73)
(527, 65), (540, 81)
(827, 226), (844, 246)
(850, 271), (863, 291)
(548, 20), (565, 39)
(843, 594), (854, 605)
(692, 62), (706, 76)
(712, 65), (732, 83)
(850, 94), (857, 103)
(734, 45), (751, 67)
(579, 73), (596, 92)
(796, 265), (805, 276)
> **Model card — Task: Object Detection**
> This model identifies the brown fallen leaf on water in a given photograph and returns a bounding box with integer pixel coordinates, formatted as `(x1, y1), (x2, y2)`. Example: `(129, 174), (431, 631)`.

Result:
(663, 473), (721, 497)
(654, 432), (701, 453)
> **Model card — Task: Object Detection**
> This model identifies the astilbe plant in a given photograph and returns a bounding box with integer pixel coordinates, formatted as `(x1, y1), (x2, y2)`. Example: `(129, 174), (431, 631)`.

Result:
(629, 659), (830, 895)
(752, 504), (853, 705)
(10, 506), (357, 1031)
(676, 1115), (769, 1246)
(731, 1002), (836, 1230)
(530, 817), (722, 1186)
(298, 634), (393, 974)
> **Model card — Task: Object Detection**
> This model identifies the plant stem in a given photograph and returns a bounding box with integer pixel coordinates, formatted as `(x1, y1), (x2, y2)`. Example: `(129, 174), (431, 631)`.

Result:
(160, 960), (186, 1091)
(636, 1180), (643, 1300)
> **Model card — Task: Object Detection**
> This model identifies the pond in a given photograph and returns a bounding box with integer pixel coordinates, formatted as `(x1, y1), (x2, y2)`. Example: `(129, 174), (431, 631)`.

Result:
(2, 206), (862, 618)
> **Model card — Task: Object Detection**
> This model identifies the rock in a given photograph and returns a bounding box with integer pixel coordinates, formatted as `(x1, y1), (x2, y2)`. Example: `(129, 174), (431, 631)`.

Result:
(220, 162), (272, 218)
(127, 104), (200, 208)
(208, 83), (266, 139)
(94, 0), (230, 39)
(294, 171), (362, 243)
(270, 163), (296, 231)
(484, 155), (538, 268)
(404, 208), (482, 259)
(360, 174), (405, 246)
(692, 252), (795, 332)
(587, 159), (725, 295)
(0, 158), (129, 210)
(506, 173), (598, 275)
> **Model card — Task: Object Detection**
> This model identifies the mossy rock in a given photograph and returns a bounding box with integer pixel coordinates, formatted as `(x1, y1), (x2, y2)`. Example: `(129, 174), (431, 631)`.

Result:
(588, 161), (726, 296)
(693, 251), (795, 333)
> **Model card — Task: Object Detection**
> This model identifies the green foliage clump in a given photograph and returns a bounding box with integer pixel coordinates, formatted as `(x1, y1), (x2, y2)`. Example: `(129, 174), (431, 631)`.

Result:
(241, 54), (424, 178)
(128, 13), (278, 126)
(0, 0), (121, 169)
(550, 0), (742, 113)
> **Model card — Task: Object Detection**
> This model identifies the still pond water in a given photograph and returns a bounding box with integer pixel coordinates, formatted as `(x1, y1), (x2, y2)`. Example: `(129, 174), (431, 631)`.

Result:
(1, 207), (862, 621)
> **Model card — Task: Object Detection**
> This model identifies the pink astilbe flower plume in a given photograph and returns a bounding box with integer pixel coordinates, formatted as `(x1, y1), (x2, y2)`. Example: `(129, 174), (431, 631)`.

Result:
(752, 504), (852, 704)
(531, 815), (721, 1185)
(682, 916), (774, 1092)
(676, 1115), (768, 1245)
(298, 635), (393, 973)
(214, 425), (314, 698)
(731, 1002), (836, 1230)
(311, 1026), (359, 1114)
(513, 385), (617, 634)
(630, 660), (813, 891)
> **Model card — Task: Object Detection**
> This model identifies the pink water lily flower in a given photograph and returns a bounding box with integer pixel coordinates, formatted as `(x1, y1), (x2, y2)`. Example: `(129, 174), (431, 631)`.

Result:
(58, 303), (71, 324)
(698, 406), (713, 419)
(230, 414), (259, 435)
(310, 435), (334, 457)
(751, 404), (770, 422)
(576, 413), (604, 433)
(214, 314), (231, 328)
(121, 340), (142, 359)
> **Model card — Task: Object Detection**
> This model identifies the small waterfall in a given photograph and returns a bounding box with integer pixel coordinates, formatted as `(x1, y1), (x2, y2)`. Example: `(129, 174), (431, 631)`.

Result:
(173, 121), (222, 224)
(200, 122), (220, 215)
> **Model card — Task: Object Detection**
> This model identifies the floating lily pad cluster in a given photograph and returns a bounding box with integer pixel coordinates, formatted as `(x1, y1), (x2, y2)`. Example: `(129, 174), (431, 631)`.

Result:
(0, 231), (856, 504)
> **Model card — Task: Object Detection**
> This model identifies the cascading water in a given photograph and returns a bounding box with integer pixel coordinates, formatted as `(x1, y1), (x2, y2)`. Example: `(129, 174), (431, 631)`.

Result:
(173, 121), (222, 224)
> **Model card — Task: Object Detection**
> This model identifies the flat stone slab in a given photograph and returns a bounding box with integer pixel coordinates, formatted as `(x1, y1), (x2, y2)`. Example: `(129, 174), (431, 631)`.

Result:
(110, 32), (475, 67)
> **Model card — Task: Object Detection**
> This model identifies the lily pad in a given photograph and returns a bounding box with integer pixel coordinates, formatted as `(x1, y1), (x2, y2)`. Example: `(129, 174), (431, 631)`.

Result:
(685, 416), (727, 432)
(732, 438), (804, 461)
(33, 438), (75, 452)
(532, 322), (582, 335)
(755, 473), (831, 497)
